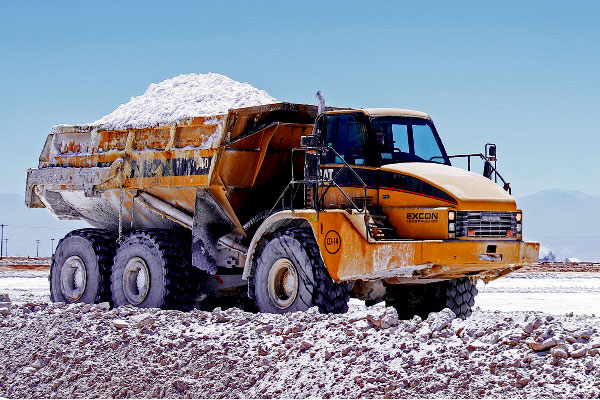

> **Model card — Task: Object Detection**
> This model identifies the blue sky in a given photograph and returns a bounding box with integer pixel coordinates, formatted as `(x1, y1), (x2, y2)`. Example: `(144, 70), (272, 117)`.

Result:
(1, 0), (599, 197)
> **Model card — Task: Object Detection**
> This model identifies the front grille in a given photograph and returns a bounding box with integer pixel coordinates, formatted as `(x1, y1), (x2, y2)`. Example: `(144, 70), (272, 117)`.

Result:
(455, 211), (517, 238)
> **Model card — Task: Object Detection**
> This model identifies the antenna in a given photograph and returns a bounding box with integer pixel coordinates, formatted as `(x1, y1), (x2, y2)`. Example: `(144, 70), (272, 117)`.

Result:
(316, 91), (326, 115)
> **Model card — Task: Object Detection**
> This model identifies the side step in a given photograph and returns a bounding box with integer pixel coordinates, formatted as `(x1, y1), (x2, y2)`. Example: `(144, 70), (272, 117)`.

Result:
(366, 209), (399, 240)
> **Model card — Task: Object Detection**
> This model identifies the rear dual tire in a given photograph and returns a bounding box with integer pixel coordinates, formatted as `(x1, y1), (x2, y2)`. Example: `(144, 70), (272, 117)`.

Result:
(110, 230), (198, 311)
(50, 228), (198, 311)
(50, 229), (117, 304)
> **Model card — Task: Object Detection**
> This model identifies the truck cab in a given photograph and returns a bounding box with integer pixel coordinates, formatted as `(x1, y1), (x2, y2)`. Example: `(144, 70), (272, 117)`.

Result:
(312, 108), (521, 241)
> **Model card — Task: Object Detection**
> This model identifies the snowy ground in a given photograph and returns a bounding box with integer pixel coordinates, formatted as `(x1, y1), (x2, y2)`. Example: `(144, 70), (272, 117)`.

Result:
(2, 269), (600, 316)
(0, 269), (49, 304)
(477, 272), (600, 316)
(1, 269), (600, 398)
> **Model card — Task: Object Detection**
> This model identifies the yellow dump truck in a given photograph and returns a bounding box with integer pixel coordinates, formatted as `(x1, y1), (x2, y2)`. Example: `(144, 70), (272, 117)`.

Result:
(26, 102), (538, 318)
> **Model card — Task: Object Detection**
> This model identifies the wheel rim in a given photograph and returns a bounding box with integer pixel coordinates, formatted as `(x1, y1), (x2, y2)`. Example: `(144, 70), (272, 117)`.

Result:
(60, 255), (87, 301)
(267, 258), (299, 309)
(123, 257), (150, 305)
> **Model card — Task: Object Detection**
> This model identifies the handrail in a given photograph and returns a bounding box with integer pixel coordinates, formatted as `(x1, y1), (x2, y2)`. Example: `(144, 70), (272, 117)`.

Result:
(268, 145), (370, 235)
(316, 146), (368, 212)
(446, 153), (512, 194)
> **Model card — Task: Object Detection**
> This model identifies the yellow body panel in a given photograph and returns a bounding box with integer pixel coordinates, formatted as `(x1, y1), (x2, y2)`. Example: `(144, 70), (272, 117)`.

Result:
(289, 210), (538, 282)
(381, 163), (516, 211)
(385, 207), (450, 240)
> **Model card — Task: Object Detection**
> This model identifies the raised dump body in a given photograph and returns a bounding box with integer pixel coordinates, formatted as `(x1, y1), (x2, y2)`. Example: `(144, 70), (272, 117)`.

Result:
(26, 101), (539, 319)
(26, 102), (317, 232)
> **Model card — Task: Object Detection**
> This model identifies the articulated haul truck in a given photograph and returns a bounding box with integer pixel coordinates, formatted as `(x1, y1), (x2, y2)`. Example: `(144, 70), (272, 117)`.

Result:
(26, 101), (539, 318)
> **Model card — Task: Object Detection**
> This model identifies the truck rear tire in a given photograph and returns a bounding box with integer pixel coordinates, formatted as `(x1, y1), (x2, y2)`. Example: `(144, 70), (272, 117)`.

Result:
(110, 230), (197, 311)
(50, 229), (117, 304)
(387, 277), (477, 320)
(252, 227), (349, 314)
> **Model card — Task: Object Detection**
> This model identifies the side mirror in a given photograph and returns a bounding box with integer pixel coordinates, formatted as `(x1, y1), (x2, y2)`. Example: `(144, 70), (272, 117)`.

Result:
(301, 134), (321, 148)
(485, 143), (497, 161)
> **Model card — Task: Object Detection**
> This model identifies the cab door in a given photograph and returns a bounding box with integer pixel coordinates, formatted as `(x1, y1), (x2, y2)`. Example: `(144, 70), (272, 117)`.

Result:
(319, 112), (379, 209)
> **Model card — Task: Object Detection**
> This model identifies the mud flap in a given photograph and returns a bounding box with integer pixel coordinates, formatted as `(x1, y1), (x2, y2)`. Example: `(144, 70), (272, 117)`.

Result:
(192, 189), (235, 274)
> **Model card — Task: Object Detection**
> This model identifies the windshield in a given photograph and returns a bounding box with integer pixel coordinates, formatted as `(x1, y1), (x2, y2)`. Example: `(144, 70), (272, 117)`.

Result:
(372, 117), (449, 165)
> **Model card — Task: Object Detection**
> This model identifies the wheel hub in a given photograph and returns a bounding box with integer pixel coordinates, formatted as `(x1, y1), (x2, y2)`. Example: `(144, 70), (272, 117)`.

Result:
(123, 257), (150, 305)
(267, 258), (299, 309)
(60, 255), (87, 301)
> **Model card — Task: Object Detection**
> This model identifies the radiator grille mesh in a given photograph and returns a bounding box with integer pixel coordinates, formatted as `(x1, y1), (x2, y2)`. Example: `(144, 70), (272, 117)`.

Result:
(456, 211), (517, 238)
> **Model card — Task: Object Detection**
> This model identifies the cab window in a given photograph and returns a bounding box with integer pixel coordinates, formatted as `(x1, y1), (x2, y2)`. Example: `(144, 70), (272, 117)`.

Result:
(323, 113), (377, 166)
(372, 117), (449, 165)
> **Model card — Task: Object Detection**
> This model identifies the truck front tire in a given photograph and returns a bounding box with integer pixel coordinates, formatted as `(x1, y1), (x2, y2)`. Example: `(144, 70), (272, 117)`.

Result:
(387, 277), (478, 319)
(252, 227), (349, 314)
(50, 229), (117, 304)
(111, 230), (197, 311)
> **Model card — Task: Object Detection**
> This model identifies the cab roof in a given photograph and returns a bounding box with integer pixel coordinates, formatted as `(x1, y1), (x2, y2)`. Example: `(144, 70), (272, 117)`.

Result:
(362, 108), (431, 120)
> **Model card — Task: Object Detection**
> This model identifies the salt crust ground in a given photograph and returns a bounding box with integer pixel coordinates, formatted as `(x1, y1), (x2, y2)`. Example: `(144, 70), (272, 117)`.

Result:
(1, 297), (600, 399)
(52, 73), (277, 131)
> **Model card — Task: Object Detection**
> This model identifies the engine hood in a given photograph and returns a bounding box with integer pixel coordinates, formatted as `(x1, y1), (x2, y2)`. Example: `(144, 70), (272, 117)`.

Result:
(380, 162), (516, 211)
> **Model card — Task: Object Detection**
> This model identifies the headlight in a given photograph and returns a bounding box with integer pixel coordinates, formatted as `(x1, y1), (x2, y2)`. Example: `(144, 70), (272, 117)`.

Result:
(448, 211), (455, 221)
(448, 223), (455, 232)
(515, 212), (522, 222)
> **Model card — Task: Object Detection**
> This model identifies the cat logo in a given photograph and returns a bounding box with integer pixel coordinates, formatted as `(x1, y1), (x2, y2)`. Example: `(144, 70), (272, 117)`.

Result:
(321, 168), (334, 181)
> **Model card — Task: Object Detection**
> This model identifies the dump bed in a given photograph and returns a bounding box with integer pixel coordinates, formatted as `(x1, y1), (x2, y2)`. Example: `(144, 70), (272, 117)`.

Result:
(26, 103), (320, 233)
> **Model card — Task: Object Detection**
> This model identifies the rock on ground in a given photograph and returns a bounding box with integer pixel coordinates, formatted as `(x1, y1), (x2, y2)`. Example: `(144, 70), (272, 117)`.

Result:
(1, 299), (600, 398)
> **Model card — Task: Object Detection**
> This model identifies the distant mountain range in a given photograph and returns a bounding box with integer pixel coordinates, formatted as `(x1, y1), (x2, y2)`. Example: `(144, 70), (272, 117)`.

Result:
(517, 189), (600, 262)
(0, 189), (598, 261)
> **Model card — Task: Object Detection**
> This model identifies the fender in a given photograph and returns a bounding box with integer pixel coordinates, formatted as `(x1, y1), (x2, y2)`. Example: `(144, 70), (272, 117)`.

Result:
(242, 211), (317, 281)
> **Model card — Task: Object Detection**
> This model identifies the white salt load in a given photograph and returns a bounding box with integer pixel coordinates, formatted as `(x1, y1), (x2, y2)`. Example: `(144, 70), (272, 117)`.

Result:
(53, 72), (277, 132)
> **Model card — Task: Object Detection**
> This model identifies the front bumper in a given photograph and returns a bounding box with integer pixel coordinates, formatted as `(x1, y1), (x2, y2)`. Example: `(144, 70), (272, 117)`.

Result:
(331, 238), (539, 283)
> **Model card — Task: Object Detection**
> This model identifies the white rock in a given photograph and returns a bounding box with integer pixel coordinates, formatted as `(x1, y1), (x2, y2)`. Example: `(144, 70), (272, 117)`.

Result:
(21, 366), (36, 374)
(488, 332), (500, 345)
(430, 308), (456, 332)
(415, 326), (431, 341)
(577, 329), (595, 340)
(30, 358), (47, 369)
(501, 329), (526, 346)
(569, 345), (589, 358)
(467, 339), (488, 351)
(585, 360), (594, 372)
(550, 346), (568, 358)
(131, 313), (156, 328)
(118, 308), (134, 317)
(381, 308), (399, 328)
(112, 319), (129, 329)
(528, 338), (559, 351)
(406, 322), (418, 333)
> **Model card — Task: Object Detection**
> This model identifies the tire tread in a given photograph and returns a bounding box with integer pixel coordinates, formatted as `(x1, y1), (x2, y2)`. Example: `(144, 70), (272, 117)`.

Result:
(111, 229), (199, 311)
(50, 228), (117, 304)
